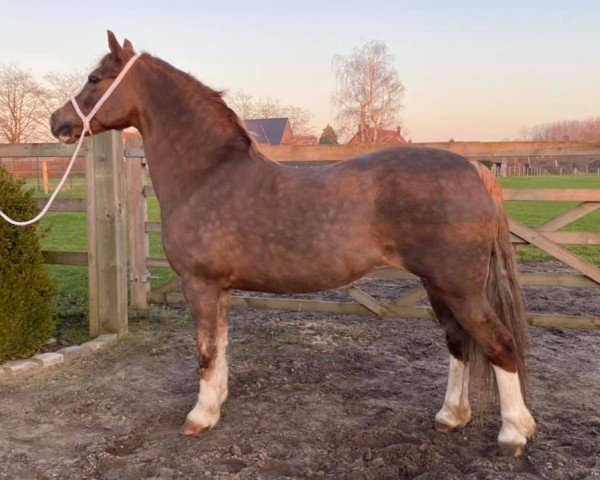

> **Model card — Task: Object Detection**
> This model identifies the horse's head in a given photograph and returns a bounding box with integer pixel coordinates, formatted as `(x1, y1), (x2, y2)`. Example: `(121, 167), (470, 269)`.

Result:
(50, 31), (139, 143)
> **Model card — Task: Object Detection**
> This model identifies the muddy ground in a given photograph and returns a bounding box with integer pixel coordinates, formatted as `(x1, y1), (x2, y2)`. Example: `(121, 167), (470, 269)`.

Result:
(0, 262), (598, 479)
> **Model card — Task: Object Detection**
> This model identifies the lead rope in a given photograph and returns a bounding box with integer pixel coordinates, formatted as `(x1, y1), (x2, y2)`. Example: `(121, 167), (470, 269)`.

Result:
(0, 53), (141, 226)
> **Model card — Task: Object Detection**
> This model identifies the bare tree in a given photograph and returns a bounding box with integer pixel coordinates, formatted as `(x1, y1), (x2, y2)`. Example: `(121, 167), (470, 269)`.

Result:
(252, 96), (284, 118)
(225, 88), (315, 137)
(44, 70), (87, 114)
(332, 123), (356, 144)
(225, 89), (256, 119)
(524, 117), (600, 142)
(332, 40), (405, 143)
(284, 105), (314, 137)
(517, 125), (532, 141)
(0, 64), (49, 143)
(225, 91), (284, 119)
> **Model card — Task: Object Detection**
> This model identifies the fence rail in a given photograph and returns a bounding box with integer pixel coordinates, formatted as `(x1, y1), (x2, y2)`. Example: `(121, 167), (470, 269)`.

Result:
(1, 139), (599, 332)
(127, 144), (600, 330)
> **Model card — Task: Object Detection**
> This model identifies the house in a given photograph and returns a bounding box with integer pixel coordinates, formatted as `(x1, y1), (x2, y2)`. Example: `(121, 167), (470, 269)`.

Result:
(347, 125), (408, 145)
(244, 118), (294, 145)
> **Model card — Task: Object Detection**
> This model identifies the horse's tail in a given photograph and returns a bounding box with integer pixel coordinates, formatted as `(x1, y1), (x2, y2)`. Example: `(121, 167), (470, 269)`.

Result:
(469, 162), (529, 405)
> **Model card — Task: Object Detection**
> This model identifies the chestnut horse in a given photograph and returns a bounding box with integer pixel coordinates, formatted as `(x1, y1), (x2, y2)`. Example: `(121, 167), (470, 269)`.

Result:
(51, 32), (535, 456)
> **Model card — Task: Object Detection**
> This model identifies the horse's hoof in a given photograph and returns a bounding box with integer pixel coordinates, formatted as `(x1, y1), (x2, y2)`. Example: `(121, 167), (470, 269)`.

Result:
(498, 441), (525, 457)
(497, 418), (534, 457)
(523, 418), (537, 438)
(435, 418), (461, 433)
(180, 419), (211, 436)
(434, 417), (470, 433)
(434, 407), (471, 433)
(181, 403), (220, 436)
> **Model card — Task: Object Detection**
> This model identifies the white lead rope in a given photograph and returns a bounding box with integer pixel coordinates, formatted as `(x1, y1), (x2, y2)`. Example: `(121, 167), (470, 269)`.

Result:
(0, 53), (141, 226)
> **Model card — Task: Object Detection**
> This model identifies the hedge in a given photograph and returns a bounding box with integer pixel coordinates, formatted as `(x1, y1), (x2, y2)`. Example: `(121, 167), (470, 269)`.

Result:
(0, 166), (55, 363)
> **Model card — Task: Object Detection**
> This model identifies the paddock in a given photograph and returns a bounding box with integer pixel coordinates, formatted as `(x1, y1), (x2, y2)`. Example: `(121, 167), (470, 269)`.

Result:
(0, 274), (598, 478)
(0, 137), (599, 478)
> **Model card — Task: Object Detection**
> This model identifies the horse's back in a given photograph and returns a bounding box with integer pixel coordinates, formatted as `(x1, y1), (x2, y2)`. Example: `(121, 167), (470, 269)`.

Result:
(343, 145), (475, 174)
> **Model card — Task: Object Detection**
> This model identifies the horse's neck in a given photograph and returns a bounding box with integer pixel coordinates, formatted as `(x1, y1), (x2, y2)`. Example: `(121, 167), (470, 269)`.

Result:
(135, 60), (256, 208)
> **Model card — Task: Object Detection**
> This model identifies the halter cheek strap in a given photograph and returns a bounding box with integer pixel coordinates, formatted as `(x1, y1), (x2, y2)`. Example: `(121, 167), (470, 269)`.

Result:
(0, 53), (141, 226)
(70, 53), (141, 136)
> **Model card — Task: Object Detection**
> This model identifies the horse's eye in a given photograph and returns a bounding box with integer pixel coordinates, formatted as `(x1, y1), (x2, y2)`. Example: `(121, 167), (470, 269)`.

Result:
(88, 75), (100, 85)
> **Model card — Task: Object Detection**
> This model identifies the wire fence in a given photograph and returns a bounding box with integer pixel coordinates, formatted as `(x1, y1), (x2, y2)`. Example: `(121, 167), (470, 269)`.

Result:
(484, 155), (600, 177)
(496, 164), (600, 177)
(0, 157), (86, 197)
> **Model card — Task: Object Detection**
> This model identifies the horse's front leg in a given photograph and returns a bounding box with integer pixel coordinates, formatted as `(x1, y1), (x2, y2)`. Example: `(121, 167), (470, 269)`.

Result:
(180, 278), (230, 435)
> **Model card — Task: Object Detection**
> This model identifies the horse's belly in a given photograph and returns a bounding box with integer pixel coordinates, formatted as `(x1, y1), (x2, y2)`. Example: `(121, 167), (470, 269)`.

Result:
(231, 271), (364, 294)
(229, 247), (391, 294)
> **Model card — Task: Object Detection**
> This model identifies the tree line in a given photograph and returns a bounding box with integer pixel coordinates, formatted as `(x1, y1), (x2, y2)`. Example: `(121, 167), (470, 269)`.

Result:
(520, 117), (600, 142)
(1, 40), (406, 144)
(0, 65), (86, 143)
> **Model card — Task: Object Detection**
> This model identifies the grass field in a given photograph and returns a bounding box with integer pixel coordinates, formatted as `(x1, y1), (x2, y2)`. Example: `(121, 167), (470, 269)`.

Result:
(502, 176), (600, 264)
(31, 174), (599, 333)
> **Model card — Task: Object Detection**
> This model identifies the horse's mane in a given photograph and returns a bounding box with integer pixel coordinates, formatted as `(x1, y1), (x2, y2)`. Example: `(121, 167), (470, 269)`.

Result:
(151, 55), (267, 159)
(105, 52), (267, 161)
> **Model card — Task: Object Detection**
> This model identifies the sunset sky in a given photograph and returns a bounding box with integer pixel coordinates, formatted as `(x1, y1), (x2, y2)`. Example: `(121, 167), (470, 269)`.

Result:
(1, 0), (598, 141)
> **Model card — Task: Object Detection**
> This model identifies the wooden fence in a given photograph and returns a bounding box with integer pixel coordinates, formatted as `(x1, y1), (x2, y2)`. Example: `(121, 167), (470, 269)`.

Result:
(126, 141), (600, 330)
(0, 135), (599, 335)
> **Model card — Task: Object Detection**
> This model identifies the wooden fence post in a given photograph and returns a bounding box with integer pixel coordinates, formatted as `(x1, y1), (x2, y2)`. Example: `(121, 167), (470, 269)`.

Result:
(41, 161), (49, 194)
(126, 156), (150, 309)
(86, 130), (128, 337)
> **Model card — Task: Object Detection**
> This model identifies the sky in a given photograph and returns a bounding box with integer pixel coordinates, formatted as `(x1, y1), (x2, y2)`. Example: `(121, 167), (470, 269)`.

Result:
(1, 0), (599, 142)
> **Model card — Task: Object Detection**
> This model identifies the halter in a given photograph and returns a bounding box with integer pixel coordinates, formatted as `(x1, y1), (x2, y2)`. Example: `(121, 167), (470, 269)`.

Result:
(0, 53), (141, 226)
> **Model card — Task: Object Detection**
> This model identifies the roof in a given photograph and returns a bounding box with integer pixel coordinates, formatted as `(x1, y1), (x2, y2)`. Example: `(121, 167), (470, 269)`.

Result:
(348, 126), (407, 145)
(244, 118), (291, 145)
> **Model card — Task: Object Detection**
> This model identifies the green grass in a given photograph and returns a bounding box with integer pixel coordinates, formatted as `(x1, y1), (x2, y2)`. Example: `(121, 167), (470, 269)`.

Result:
(38, 194), (172, 327)
(25, 177), (87, 199)
(499, 176), (600, 264)
(33, 175), (598, 326)
(499, 175), (599, 190)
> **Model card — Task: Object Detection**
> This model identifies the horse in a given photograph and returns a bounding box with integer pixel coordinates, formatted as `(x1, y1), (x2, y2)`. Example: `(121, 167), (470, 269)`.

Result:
(50, 31), (536, 456)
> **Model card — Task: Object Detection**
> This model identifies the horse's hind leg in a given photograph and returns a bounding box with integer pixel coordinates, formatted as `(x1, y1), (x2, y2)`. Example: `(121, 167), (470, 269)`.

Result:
(428, 283), (535, 456)
(425, 284), (472, 433)
(180, 278), (230, 435)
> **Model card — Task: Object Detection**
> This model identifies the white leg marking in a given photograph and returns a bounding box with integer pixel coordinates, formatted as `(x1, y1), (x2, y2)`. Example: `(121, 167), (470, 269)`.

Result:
(186, 351), (227, 429)
(493, 366), (536, 455)
(185, 330), (228, 431)
(435, 356), (471, 432)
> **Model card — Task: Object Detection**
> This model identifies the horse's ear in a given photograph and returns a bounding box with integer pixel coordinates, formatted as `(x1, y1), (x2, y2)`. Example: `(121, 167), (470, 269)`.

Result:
(107, 30), (124, 60)
(123, 38), (136, 54)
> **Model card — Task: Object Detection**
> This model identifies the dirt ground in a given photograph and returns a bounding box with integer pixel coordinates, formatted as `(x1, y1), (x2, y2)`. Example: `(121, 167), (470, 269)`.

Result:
(0, 262), (599, 479)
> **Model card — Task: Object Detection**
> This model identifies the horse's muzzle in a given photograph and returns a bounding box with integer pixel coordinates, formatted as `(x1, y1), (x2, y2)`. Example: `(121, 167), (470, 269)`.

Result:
(50, 112), (80, 144)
